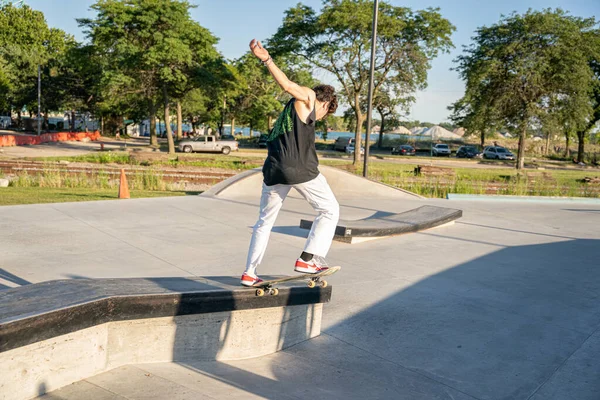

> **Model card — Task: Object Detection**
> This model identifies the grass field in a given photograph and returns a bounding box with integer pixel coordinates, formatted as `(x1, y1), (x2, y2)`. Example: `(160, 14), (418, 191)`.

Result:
(321, 159), (600, 198)
(0, 187), (187, 206)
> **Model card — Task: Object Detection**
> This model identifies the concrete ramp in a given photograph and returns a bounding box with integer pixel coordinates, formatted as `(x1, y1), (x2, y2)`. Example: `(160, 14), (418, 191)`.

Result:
(202, 165), (421, 200)
(301, 205), (463, 244)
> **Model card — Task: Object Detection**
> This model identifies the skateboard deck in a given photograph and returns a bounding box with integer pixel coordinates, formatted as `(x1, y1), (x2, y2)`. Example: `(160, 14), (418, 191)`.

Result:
(251, 266), (341, 296)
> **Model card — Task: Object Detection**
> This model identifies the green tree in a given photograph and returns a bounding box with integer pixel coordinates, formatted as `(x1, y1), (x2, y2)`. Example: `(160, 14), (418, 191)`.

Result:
(269, 0), (454, 165)
(373, 82), (412, 147)
(451, 93), (500, 148)
(452, 9), (599, 169)
(0, 56), (11, 113)
(79, 0), (220, 152)
(180, 88), (209, 133)
(0, 4), (72, 126)
(575, 60), (600, 162)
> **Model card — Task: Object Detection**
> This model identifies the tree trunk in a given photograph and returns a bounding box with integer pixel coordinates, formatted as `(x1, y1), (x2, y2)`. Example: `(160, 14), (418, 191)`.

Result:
(231, 117), (235, 137)
(577, 130), (585, 163)
(565, 133), (571, 158)
(149, 102), (158, 147)
(163, 85), (175, 154)
(353, 100), (363, 165)
(545, 132), (551, 156)
(100, 115), (104, 136)
(176, 101), (182, 141)
(191, 117), (197, 134)
(67, 112), (71, 132)
(71, 111), (76, 132)
(377, 109), (385, 148)
(480, 130), (485, 149)
(118, 116), (124, 138)
(517, 124), (527, 170)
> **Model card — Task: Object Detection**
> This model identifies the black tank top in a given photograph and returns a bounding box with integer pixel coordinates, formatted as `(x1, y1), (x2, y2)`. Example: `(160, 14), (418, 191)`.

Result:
(262, 99), (319, 186)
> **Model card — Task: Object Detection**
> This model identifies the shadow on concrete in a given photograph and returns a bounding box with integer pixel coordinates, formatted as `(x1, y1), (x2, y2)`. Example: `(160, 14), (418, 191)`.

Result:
(0, 268), (31, 290)
(63, 274), (89, 280)
(562, 209), (600, 213)
(164, 239), (600, 399)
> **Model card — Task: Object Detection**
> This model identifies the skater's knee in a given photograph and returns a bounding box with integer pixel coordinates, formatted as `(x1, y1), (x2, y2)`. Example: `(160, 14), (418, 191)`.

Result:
(332, 200), (340, 217)
(321, 200), (339, 220)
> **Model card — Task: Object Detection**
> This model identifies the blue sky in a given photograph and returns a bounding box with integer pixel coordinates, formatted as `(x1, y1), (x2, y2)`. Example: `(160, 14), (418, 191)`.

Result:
(27, 0), (599, 124)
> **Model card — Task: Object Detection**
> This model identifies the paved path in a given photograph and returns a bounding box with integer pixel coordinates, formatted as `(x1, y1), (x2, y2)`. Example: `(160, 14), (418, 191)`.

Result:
(1, 193), (599, 399)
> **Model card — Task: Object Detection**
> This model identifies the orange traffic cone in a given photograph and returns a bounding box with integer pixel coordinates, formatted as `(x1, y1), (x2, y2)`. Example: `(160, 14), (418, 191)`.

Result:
(118, 168), (130, 199)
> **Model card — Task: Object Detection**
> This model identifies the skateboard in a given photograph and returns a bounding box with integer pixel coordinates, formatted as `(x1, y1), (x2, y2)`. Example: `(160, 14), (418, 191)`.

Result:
(252, 266), (341, 297)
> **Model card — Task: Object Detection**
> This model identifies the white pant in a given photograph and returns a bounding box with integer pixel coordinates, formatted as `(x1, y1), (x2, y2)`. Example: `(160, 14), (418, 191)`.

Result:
(245, 173), (339, 275)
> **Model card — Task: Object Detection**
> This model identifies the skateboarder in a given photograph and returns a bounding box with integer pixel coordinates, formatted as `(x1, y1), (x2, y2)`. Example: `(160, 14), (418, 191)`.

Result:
(241, 39), (340, 287)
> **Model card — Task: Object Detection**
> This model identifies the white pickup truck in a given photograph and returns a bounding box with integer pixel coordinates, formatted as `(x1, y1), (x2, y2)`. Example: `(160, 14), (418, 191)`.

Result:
(178, 135), (239, 155)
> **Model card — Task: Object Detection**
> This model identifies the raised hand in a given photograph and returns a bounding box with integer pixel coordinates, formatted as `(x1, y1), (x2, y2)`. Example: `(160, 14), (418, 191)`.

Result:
(249, 39), (270, 62)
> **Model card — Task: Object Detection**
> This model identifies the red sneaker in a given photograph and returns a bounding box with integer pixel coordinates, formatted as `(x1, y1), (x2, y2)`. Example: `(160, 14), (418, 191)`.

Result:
(294, 257), (329, 274)
(240, 273), (263, 287)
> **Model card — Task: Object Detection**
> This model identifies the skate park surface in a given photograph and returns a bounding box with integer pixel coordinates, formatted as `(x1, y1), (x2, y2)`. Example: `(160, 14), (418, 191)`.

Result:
(1, 166), (599, 400)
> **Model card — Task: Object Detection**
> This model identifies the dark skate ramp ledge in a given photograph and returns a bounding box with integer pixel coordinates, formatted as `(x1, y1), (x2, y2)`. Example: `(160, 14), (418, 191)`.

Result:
(300, 205), (462, 243)
(1, 277), (331, 399)
(0, 276), (331, 353)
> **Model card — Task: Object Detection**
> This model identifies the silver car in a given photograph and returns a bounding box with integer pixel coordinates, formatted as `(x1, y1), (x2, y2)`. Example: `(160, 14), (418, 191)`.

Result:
(483, 146), (515, 160)
(432, 143), (451, 157)
(178, 135), (238, 155)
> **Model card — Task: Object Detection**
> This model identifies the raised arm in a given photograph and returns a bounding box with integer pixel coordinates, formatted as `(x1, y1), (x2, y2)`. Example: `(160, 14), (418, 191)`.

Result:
(249, 39), (314, 106)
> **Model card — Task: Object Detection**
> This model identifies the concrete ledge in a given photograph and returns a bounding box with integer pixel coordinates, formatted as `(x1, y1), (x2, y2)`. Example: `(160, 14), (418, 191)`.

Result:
(0, 277), (330, 400)
(300, 205), (462, 242)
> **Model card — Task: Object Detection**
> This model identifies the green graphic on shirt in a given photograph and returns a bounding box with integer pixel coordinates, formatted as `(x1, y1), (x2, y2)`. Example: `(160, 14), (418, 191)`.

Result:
(267, 101), (294, 142)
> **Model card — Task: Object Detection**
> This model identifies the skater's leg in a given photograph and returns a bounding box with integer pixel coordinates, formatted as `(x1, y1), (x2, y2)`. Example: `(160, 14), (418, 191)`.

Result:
(294, 174), (339, 258)
(244, 182), (291, 276)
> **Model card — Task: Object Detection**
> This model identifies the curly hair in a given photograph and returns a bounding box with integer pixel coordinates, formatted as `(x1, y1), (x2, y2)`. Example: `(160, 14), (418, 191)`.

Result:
(313, 85), (338, 115)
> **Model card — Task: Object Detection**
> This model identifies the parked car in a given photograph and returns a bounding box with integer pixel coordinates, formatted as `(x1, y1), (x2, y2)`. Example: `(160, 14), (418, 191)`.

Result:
(345, 144), (364, 155)
(220, 134), (236, 141)
(483, 146), (515, 160)
(432, 143), (451, 157)
(334, 136), (355, 151)
(456, 146), (482, 159)
(178, 135), (238, 155)
(391, 145), (416, 156)
(258, 134), (268, 148)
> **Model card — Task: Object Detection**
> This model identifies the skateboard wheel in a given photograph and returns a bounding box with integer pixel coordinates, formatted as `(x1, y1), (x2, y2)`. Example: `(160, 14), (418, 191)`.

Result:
(307, 280), (316, 288)
(271, 288), (279, 296)
(256, 289), (265, 297)
(320, 280), (328, 288)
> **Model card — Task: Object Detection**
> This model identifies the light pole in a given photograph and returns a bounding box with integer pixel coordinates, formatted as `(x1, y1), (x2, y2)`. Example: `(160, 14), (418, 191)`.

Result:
(363, 0), (379, 178)
(221, 95), (226, 137)
(37, 65), (41, 136)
